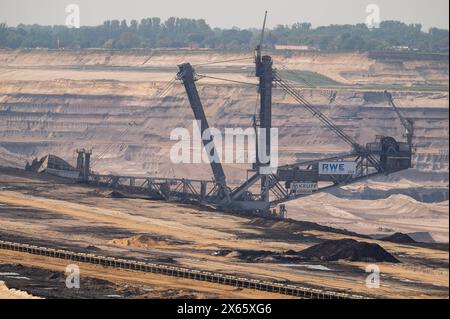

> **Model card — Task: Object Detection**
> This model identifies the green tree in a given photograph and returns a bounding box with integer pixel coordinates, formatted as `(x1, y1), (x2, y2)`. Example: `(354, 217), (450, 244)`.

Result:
(117, 32), (140, 48)
(0, 17), (447, 53)
(0, 23), (7, 46)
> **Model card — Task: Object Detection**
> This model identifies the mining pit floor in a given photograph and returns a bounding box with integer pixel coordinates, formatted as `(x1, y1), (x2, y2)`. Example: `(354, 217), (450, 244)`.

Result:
(0, 167), (448, 299)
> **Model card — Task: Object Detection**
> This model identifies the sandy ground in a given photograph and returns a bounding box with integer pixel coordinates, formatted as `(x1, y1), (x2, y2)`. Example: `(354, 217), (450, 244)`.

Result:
(0, 168), (448, 299)
(0, 49), (448, 298)
(0, 280), (40, 299)
(0, 250), (286, 299)
(287, 192), (449, 242)
(0, 50), (447, 243)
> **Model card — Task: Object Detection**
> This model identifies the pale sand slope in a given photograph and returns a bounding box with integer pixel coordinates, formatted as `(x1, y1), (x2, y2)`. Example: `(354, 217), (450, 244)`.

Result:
(0, 281), (41, 299)
(0, 49), (447, 246)
(0, 49), (448, 86)
(287, 193), (449, 243)
(0, 184), (448, 298)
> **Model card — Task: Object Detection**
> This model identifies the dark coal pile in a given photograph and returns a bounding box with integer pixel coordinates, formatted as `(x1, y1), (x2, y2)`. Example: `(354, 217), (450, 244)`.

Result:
(211, 249), (305, 263)
(381, 232), (417, 244)
(212, 239), (400, 264)
(298, 239), (400, 263)
(211, 249), (233, 257)
(108, 191), (127, 198)
(247, 218), (367, 238)
(86, 245), (101, 251)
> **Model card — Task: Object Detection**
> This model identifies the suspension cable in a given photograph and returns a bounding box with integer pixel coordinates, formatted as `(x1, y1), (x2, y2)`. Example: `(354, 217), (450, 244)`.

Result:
(274, 73), (383, 171)
(197, 74), (257, 86)
(192, 57), (254, 67)
(276, 64), (338, 100)
(91, 78), (178, 166)
(91, 58), (252, 167)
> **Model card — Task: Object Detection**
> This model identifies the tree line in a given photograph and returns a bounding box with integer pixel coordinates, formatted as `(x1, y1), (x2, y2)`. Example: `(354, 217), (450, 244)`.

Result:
(0, 17), (448, 53)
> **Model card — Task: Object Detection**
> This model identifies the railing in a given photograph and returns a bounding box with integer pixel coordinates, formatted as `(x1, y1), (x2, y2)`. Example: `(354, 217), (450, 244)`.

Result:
(0, 240), (367, 299)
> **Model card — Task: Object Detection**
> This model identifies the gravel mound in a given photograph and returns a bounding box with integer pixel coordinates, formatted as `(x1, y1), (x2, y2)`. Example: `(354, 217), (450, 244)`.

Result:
(381, 233), (417, 244)
(108, 191), (127, 198)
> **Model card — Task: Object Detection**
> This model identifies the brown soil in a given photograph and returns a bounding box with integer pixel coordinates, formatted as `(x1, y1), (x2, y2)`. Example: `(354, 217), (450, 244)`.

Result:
(0, 249), (287, 299)
(0, 49), (447, 241)
(0, 162), (448, 299)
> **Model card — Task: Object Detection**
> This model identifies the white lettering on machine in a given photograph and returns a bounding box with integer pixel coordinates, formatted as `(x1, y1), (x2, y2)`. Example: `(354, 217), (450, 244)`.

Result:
(291, 182), (318, 194)
(318, 162), (356, 175)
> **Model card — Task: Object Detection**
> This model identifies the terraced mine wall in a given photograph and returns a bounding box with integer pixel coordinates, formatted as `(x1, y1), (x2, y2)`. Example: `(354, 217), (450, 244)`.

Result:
(0, 89), (447, 178)
(0, 49), (447, 239)
(369, 51), (449, 62)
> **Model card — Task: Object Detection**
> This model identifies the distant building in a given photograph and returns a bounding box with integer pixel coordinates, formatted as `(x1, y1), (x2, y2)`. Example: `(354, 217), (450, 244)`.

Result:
(391, 46), (411, 51)
(274, 45), (319, 51)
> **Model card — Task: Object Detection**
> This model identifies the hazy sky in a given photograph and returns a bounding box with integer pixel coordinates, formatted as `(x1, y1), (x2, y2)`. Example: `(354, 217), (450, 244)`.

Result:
(0, 0), (448, 30)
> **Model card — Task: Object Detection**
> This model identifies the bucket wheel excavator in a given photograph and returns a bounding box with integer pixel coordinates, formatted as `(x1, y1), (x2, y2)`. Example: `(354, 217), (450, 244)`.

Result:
(175, 12), (413, 217)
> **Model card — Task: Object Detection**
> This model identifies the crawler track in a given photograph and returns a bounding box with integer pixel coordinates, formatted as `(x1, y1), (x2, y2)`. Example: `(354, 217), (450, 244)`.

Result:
(0, 240), (367, 299)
